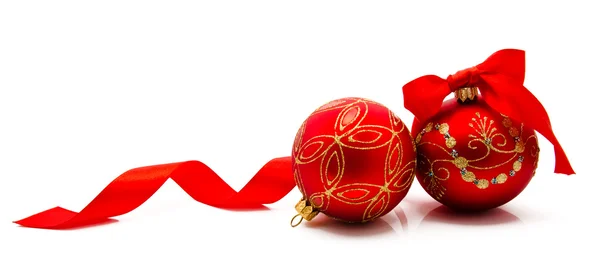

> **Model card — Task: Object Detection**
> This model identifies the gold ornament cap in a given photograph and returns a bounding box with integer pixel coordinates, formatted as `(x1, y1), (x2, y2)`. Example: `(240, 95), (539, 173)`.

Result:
(454, 87), (478, 103)
(290, 198), (319, 227)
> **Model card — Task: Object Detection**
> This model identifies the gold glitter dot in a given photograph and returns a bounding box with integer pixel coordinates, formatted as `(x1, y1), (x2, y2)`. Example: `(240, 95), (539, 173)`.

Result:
(476, 179), (490, 189)
(462, 171), (476, 182)
(515, 141), (525, 153)
(509, 127), (520, 137)
(513, 161), (522, 172)
(496, 173), (508, 184)
(453, 157), (468, 169)
(415, 133), (422, 143)
(438, 123), (449, 134)
(445, 137), (456, 148)
(502, 118), (512, 128)
(424, 123), (433, 132)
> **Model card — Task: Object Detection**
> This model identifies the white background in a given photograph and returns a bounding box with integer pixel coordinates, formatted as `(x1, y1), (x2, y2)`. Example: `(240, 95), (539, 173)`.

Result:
(1, 1), (597, 255)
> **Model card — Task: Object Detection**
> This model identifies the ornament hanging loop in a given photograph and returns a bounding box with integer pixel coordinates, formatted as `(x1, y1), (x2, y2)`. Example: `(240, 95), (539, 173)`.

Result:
(290, 214), (304, 227)
(290, 198), (319, 228)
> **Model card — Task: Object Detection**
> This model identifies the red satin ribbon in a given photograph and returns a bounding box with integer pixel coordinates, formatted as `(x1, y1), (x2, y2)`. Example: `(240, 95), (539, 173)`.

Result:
(14, 157), (295, 229)
(402, 49), (575, 175)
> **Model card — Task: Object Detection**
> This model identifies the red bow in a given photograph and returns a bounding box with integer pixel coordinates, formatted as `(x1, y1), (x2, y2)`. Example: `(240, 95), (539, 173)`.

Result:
(402, 49), (575, 175)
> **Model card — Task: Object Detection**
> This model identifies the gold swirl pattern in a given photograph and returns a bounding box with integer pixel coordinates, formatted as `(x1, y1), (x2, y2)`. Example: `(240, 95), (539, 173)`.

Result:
(416, 111), (540, 199)
(293, 98), (415, 222)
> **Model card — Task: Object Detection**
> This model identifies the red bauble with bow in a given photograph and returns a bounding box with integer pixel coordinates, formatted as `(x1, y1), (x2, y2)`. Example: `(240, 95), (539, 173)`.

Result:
(403, 49), (575, 212)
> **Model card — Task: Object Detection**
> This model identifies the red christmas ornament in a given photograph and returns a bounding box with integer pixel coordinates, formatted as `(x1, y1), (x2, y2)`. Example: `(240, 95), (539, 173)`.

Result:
(403, 49), (575, 212)
(412, 97), (539, 211)
(290, 97), (416, 226)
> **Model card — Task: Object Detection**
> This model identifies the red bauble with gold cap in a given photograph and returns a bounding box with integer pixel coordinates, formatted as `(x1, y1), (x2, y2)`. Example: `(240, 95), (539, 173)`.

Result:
(402, 49), (575, 212)
(290, 97), (416, 225)
(412, 91), (539, 211)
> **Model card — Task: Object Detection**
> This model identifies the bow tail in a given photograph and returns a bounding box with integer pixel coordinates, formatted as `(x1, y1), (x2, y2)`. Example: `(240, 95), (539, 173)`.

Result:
(510, 89), (575, 175)
(482, 81), (575, 175)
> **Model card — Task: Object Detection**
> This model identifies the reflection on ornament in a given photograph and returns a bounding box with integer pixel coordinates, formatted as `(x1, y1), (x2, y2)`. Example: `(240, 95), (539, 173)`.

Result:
(418, 205), (524, 228)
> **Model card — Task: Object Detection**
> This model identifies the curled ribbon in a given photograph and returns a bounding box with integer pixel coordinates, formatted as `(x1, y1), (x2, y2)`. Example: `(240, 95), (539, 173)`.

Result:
(14, 157), (295, 229)
(402, 48), (574, 175)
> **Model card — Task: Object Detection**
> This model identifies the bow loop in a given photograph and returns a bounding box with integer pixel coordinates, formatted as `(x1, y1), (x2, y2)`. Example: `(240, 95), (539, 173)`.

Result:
(447, 66), (480, 91)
